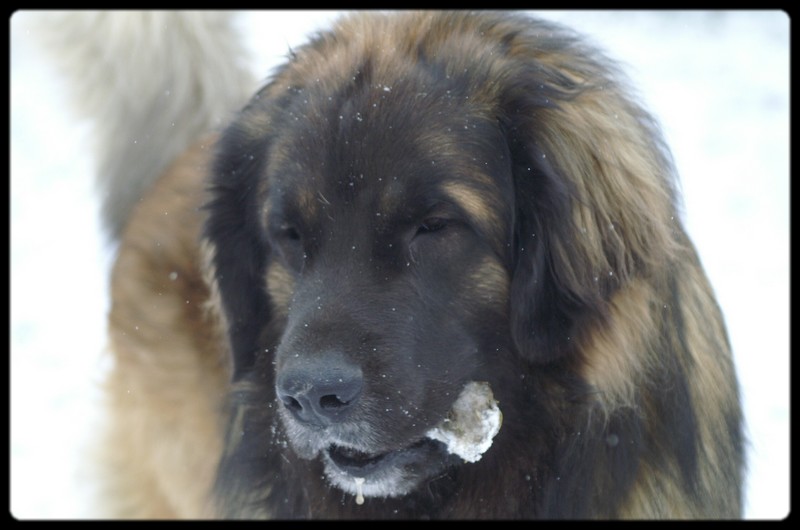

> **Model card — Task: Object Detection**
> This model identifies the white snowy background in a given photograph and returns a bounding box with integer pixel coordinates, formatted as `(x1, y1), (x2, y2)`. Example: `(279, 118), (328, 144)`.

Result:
(10, 10), (789, 519)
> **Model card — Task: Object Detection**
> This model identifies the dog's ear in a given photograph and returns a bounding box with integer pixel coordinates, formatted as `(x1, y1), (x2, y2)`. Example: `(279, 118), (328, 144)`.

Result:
(204, 100), (275, 380)
(500, 58), (681, 365)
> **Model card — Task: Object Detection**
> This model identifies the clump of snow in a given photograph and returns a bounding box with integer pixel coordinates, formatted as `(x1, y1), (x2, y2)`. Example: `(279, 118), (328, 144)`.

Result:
(426, 381), (502, 463)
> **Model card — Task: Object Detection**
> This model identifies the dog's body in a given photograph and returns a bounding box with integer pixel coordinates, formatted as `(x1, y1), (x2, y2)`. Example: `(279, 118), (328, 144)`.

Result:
(51, 11), (743, 518)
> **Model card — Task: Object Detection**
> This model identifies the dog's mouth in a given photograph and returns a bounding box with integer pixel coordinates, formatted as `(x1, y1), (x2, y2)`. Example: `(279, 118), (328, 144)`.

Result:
(326, 439), (437, 476)
(327, 443), (391, 473)
(287, 382), (502, 503)
(321, 437), (453, 503)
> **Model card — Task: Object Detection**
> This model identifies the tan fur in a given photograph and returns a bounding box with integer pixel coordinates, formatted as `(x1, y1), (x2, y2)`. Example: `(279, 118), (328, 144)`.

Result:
(468, 255), (510, 312)
(440, 181), (505, 245)
(673, 248), (741, 516)
(618, 459), (698, 518)
(545, 98), (681, 280)
(265, 261), (295, 317)
(578, 280), (658, 412)
(102, 140), (229, 517)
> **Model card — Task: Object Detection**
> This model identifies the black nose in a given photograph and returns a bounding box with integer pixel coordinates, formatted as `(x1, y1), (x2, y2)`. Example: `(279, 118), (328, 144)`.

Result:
(276, 357), (363, 426)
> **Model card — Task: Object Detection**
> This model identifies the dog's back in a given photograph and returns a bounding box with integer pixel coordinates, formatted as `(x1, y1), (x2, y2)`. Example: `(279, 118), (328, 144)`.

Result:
(37, 11), (254, 239)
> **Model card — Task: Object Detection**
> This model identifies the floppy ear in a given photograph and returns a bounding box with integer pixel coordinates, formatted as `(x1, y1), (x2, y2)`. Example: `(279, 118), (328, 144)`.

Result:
(501, 59), (681, 364)
(204, 101), (275, 380)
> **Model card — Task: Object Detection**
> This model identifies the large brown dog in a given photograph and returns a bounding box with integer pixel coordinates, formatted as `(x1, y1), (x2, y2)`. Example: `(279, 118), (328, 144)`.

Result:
(68, 11), (744, 518)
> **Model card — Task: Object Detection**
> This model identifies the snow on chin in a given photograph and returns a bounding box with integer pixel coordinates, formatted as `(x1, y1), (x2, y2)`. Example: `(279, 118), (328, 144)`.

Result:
(425, 381), (502, 463)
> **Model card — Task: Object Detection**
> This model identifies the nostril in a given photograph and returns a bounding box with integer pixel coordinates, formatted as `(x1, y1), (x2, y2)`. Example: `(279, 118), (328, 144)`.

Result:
(320, 392), (355, 410)
(280, 394), (303, 412)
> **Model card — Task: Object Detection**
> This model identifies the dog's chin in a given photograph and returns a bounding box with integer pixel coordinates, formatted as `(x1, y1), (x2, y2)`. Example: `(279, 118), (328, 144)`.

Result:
(280, 411), (457, 500)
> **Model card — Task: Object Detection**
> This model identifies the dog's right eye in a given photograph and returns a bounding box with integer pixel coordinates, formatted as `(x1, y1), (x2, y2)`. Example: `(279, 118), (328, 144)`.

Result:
(271, 223), (306, 271)
(269, 222), (301, 244)
(280, 225), (301, 242)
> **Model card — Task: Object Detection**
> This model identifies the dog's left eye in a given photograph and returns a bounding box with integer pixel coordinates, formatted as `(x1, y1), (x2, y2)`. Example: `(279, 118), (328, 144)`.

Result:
(408, 215), (460, 261)
(415, 217), (449, 237)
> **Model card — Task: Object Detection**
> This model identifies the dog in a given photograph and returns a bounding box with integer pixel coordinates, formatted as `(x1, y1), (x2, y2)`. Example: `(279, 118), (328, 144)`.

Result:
(45, 10), (744, 518)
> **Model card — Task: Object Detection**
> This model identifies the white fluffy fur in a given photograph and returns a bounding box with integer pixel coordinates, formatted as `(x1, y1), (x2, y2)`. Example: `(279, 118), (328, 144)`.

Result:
(36, 11), (255, 238)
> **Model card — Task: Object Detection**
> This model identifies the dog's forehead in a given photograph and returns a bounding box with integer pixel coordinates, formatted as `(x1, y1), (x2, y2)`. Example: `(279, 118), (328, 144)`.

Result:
(265, 80), (513, 246)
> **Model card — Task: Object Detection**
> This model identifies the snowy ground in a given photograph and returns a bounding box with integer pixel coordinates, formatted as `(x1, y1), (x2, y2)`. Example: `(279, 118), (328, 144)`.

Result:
(10, 10), (789, 519)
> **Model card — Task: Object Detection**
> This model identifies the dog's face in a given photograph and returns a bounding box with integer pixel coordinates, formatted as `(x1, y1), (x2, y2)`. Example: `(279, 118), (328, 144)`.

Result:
(206, 12), (674, 508)
(258, 70), (517, 497)
(206, 16), (554, 503)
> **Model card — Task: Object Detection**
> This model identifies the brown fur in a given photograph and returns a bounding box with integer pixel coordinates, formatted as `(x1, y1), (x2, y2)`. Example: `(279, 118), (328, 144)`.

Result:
(100, 11), (742, 518)
(103, 139), (229, 517)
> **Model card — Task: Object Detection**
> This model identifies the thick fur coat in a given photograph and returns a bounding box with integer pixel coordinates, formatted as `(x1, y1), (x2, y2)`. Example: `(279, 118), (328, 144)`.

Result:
(46, 11), (743, 519)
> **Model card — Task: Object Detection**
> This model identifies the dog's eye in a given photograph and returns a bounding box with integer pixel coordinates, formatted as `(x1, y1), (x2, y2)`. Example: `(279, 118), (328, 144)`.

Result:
(270, 223), (302, 246)
(280, 225), (301, 242)
(271, 223), (306, 271)
(408, 216), (458, 262)
(415, 217), (449, 237)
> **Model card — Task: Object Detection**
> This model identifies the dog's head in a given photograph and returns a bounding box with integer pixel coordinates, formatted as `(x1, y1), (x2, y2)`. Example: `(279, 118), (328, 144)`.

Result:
(205, 11), (679, 505)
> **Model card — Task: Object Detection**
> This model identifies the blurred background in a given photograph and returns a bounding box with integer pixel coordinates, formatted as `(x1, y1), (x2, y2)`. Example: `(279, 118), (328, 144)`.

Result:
(10, 10), (789, 519)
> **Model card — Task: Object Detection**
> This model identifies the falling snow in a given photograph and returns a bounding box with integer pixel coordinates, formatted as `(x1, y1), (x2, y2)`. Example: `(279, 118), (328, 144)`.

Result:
(10, 10), (788, 519)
